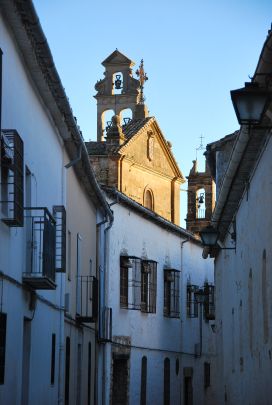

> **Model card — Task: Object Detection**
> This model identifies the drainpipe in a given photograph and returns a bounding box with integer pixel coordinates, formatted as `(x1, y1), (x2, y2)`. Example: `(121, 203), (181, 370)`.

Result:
(96, 202), (115, 405)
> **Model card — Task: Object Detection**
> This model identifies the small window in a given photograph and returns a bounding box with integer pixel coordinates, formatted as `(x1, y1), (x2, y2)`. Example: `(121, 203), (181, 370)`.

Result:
(141, 260), (157, 313)
(164, 269), (180, 318)
(0, 313), (7, 385)
(140, 356), (147, 405)
(186, 284), (199, 318)
(203, 283), (215, 321)
(50, 333), (56, 385)
(144, 189), (153, 210)
(204, 362), (210, 389)
(164, 358), (170, 405)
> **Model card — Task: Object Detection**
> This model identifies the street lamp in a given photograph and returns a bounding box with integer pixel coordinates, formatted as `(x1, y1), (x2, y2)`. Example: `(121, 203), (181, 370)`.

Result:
(199, 225), (219, 247)
(230, 82), (271, 125)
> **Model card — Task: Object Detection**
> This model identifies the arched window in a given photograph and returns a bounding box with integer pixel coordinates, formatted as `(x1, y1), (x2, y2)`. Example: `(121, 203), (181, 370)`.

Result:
(140, 356), (147, 405)
(144, 189), (153, 210)
(112, 72), (123, 95)
(102, 109), (115, 136)
(196, 188), (205, 219)
(164, 358), (170, 405)
(120, 108), (132, 126)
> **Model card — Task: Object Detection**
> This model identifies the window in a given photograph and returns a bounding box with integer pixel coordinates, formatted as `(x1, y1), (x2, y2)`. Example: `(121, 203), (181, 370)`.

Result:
(67, 231), (72, 281)
(0, 48), (2, 131)
(0, 313), (7, 385)
(65, 337), (70, 405)
(144, 189), (153, 210)
(141, 260), (157, 313)
(76, 234), (82, 314)
(1, 130), (24, 226)
(50, 333), (56, 385)
(140, 356), (147, 405)
(164, 358), (170, 405)
(164, 269), (180, 318)
(203, 283), (215, 321)
(186, 284), (199, 318)
(120, 256), (157, 313)
(204, 362), (210, 389)
(53, 206), (66, 273)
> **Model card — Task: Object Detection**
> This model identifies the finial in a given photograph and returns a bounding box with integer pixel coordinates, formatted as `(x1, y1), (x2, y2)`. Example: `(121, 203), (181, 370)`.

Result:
(136, 59), (148, 104)
(195, 134), (205, 160)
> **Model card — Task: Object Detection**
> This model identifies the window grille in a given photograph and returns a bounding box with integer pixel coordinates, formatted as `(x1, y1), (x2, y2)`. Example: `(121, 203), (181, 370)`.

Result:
(120, 256), (142, 310)
(203, 283), (215, 320)
(120, 256), (157, 313)
(141, 260), (157, 313)
(53, 205), (66, 272)
(186, 284), (199, 318)
(76, 276), (98, 323)
(164, 269), (180, 318)
(1, 130), (24, 226)
(23, 207), (56, 290)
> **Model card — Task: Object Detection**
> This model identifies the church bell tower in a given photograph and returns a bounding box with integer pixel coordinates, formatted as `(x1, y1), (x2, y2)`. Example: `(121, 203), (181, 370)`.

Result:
(94, 49), (148, 142)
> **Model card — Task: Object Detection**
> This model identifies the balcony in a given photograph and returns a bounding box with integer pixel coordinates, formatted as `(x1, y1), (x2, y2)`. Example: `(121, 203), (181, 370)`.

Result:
(76, 276), (98, 323)
(23, 207), (56, 290)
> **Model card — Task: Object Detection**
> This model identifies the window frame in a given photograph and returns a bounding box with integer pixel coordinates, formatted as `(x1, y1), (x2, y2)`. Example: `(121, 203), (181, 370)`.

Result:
(163, 269), (180, 318)
(186, 284), (199, 318)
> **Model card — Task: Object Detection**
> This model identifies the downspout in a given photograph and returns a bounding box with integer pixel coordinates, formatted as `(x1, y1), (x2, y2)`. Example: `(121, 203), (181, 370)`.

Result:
(96, 201), (115, 405)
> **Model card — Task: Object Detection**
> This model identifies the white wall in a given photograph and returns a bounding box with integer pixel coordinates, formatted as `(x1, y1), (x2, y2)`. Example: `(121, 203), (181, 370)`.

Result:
(104, 198), (215, 405)
(214, 136), (272, 404)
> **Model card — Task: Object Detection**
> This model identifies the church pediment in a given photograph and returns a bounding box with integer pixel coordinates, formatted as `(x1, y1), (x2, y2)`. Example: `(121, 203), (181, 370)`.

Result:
(102, 50), (135, 67)
(119, 118), (185, 182)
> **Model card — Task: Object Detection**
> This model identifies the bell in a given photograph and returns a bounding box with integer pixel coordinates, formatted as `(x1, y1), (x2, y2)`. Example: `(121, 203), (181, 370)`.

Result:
(198, 193), (204, 204)
(123, 117), (131, 125)
(114, 74), (122, 90)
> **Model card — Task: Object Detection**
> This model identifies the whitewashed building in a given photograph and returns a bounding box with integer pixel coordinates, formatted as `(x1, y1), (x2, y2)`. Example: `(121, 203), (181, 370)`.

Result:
(98, 187), (215, 405)
(204, 27), (272, 405)
(0, 2), (111, 404)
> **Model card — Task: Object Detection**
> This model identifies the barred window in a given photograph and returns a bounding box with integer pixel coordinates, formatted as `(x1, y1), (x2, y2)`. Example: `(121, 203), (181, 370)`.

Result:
(53, 205), (66, 273)
(120, 256), (157, 313)
(164, 269), (180, 318)
(186, 284), (199, 318)
(203, 283), (215, 320)
(141, 260), (157, 313)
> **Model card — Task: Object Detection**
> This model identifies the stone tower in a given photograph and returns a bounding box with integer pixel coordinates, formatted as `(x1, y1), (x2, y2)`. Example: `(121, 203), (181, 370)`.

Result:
(87, 50), (185, 225)
(186, 159), (215, 234)
(94, 49), (148, 142)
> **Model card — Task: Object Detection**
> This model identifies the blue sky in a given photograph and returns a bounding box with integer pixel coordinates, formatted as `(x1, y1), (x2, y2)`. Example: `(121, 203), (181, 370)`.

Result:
(33, 0), (271, 225)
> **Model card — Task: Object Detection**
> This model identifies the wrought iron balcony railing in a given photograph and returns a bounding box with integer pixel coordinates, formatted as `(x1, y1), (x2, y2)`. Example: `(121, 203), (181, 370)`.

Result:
(23, 207), (56, 290)
(76, 276), (98, 323)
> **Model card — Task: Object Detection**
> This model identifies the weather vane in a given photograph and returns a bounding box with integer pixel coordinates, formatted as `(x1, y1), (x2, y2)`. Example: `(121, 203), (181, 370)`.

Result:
(136, 59), (148, 104)
(196, 134), (205, 160)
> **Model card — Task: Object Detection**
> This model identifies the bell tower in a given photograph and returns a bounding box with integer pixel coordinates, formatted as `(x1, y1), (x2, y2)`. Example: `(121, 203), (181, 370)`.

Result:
(186, 159), (215, 235)
(94, 50), (149, 141)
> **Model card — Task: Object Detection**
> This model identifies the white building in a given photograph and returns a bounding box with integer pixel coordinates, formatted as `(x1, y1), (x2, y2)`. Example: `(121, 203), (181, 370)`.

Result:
(204, 28), (272, 405)
(98, 187), (215, 405)
(0, 2), (111, 404)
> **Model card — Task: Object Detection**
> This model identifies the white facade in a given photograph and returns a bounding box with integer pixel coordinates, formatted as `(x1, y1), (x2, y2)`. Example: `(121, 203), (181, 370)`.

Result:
(0, 3), (110, 404)
(100, 190), (215, 405)
(206, 29), (272, 405)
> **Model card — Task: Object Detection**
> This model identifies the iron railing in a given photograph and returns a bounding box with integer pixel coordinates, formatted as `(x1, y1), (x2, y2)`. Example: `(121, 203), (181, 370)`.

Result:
(53, 205), (66, 273)
(186, 284), (199, 318)
(23, 207), (56, 290)
(76, 275), (98, 323)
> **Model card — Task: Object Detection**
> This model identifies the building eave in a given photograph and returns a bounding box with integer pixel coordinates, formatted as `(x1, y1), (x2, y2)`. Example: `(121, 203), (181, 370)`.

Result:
(211, 29), (272, 242)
